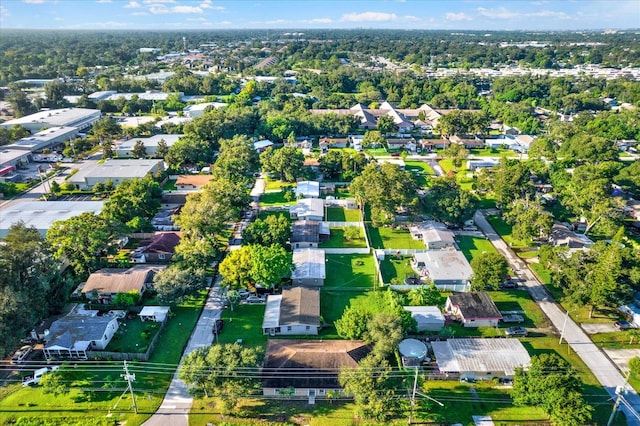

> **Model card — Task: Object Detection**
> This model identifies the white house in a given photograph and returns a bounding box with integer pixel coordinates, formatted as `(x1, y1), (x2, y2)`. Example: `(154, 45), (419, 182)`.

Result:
(295, 181), (320, 198)
(253, 139), (274, 152)
(138, 306), (170, 322)
(409, 221), (456, 250)
(289, 198), (324, 221)
(43, 315), (119, 360)
(292, 248), (326, 287)
(182, 102), (227, 119)
(411, 251), (473, 292)
(445, 292), (503, 327)
(262, 286), (320, 336)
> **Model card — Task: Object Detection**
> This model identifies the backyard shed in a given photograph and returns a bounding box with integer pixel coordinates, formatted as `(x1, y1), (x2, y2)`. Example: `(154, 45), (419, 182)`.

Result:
(138, 306), (170, 322)
(403, 306), (445, 332)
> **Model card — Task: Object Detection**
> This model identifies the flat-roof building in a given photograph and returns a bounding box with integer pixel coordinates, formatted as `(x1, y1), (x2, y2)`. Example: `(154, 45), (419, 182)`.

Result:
(292, 248), (326, 287)
(183, 102), (227, 119)
(0, 148), (31, 172)
(68, 159), (164, 190)
(0, 200), (104, 237)
(0, 108), (101, 132)
(6, 126), (79, 152)
(116, 134), (182, 158)
(411, 251), (473, 292)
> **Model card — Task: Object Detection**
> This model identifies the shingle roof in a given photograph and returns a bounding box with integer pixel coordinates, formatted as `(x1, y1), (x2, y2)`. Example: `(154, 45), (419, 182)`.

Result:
(45, 316), (116, 350)
(447, 292), (502, 320)
(141, 232), (180, 254)
(279, 286), (320, 326)
(262, 339), (371, 389)
(81, 265), (164, 295)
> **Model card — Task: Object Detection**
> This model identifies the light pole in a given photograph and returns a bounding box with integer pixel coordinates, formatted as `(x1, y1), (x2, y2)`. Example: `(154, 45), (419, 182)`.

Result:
(559, 309), (574, 344)
(408, 367), (444, 425)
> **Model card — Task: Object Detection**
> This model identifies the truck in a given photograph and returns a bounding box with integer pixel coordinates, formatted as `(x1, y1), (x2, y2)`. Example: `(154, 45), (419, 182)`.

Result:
(22, 365), (60, 386)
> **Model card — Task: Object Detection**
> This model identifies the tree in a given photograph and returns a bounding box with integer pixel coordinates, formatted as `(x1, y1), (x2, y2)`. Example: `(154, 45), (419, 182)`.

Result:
(351, 162), (418, 227)
(442, 143), (469, 170)
(40, 371), (69, 397)
(219, 246), (254, 289)
(335, 306), (372, 340)
(174, 235), (218, 269)
(131, 140), (147, 158)
(377, 115), (398, 134)
(46, 212), (123, 276)
(179, 343), (262, 412)
(248, 244), (292, 288)
(424, 175), (476, 225)
(364, 312), (404, 359)
(213, 135), (259, 184)
(408, 283), (443, 307)
(153, 266), (207, 305)
(102, 177), (162, 228)
(261, 146), (304, 182)
(362, 130), (385, 148)
(512, 354), (592, 426)
(101, 140), (115, 159)
(504, 197), (554, 242)
(470, 252), (508, 291)
(155, 138), (169, 158)
(7, 88), (35, 118)
(241, 215), (290, 248)
(343, 226), (362, 241)
(339, 354), (402, 421)
(477, 158), (533, 208)
(318, 150), (344, 180)
(44, 80), (68, 108)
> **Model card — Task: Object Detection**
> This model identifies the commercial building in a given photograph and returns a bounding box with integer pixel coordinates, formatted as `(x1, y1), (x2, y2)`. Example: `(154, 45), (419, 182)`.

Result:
(116, 134), (182, 158)
(68, 159), (164, 190)
(6, 126), (79, 152)
(183, 102), (227, 119)
(0, 108), (101, 132)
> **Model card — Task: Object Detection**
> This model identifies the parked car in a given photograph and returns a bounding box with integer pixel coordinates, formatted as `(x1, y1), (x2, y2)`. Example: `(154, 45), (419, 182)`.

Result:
(505, 326), (528, 337)
(502, 314), (524, 323)
(11, 345), (32, 364)
(213, 319), (224, 335)
(237, 289), (251, 299)
(245, 295), (266, 304)
(500, 280), (518, 289)
(614, 320), (634, 330)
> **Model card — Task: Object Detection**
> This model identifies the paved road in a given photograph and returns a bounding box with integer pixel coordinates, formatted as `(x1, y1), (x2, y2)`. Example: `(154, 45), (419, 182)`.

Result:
(474, 210), (640, 425)
(142, 277), (225, 426)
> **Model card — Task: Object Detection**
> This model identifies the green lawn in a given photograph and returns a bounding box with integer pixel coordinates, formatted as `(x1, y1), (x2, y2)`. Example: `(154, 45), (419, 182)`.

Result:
(218, 304), (268, 348)
(264, 179), (296, 191)
(379, 255), (416, 284)
(468, 148), (518, 158)
(257, 210), (291, 222)
(405, 160), (435, 175)
(591, 331), (640, 349)
(162, 179), (177, 191)
(325, 254), (377, 290)
(456, 235), (499, 262)
(319, 227), (367, 248)
(366, 225), (425, 249)
(106, 317), (161, 353)
(485, 215), (530, 249)
(326, 207), (361, 222)
(259, 191), (295, 206)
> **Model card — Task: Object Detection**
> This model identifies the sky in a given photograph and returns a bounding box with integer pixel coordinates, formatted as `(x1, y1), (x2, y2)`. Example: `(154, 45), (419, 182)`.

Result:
(0, 0), (639, 31)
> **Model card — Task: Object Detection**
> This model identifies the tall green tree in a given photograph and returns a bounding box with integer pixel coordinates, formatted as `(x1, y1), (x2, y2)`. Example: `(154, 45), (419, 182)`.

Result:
(261, 146), (304, 182)
(424, 175), (476, 225)
(504, 197), (554, 242)
(153, 267), (207, 305)
(213, 135), (258, 183)
(131, 140), (147, 158)
(442, 143), (469, 170)
(102, 177), (162, 229)
(470, 252), (508, 291)
(241, 215), (290, 248)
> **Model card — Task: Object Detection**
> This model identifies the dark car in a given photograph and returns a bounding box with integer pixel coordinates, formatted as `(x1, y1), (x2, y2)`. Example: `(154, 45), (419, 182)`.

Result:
(614, 320), (634, 330)
(500, 280), (518, 289)
(213, 319), (224, 335)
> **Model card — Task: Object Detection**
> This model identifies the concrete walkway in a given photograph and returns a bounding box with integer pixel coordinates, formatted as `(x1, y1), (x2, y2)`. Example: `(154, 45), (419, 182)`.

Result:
(143, 278), (225, 426)
(474, 210), (640, 425)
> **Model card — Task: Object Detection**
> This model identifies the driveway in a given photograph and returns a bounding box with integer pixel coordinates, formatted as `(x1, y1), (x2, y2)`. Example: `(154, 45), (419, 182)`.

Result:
(474, 210), (640, 425)
(143, 277), (225, 426)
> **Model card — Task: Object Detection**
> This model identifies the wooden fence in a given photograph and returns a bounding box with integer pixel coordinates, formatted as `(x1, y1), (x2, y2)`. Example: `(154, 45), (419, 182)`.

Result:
(87, 315), (167, 362)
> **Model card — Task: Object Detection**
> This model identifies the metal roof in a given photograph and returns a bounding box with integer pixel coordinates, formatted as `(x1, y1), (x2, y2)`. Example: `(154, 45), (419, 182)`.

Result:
(0, 200), (104, 236)
(262, 295), (282, 329)
(292, 248), (326, 279)
(432, 338), (531, 375)
(412, 251), (473, 282)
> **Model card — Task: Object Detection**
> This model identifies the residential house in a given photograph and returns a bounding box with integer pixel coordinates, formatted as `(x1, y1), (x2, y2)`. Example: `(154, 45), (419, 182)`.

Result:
(295, 181), (320, 198)
(253, 139), (274, 152)
(289, 198), (324, 221)
(291, 220), (328, 249)
(467, 159), (499, 170)
(182, 102), (227, 119)
(431, 338), (531, 380)
(292, 248), (326, 287)
(319, 137), (349, 150)
(403, 306), (445, 332)
(409, 221), (456, 250)
(43, 314), (119, 360)
(410, 251), (473, 292)
(262, 286), (321, 336)
(445, 292), (503, 327)
(514, 135), (535, 152)
(387, 138), (417, 152)
(138, 306), (171, 322)
(448, 135), (484, 149)
(130, 232), (180, 264)
(419, 138), (448, 151)
(175, 174), (213, 190)
(550, 223), (593, 251)
(81, 265), (164, 304)
(262, 339), (371, 402)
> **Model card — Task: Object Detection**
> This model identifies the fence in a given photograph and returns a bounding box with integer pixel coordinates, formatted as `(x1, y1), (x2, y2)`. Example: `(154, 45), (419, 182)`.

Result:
(323, 248), (370, 255)
(87, 315), (168, 362)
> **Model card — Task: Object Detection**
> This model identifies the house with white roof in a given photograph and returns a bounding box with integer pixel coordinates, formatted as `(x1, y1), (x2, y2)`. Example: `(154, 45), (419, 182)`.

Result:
(289, 198), (324, 221)
(410, 251), (473, 292)
(253, 139), (274, 152)
(292, 248), (326, 287)
(409, 221), (456, 250)
(295, 181), (320, 198)
(403, 306), (445, 332)
(183, 102), (227, 119)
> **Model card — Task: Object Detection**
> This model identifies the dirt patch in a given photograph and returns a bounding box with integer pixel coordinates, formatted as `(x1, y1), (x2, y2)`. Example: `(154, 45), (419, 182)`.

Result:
(603, 348), (640, 372)
(581, 323), (617, 334)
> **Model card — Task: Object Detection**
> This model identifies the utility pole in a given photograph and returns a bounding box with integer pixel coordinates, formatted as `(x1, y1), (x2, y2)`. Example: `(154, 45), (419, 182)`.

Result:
(608, 372), (631, 426)
(559, 308), (571, 344)
(122, 360), (138, 414)
(408, 367), (418, 425)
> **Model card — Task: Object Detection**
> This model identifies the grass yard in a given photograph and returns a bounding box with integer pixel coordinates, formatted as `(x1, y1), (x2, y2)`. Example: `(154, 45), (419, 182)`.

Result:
(485, 215), (530, 250)
(379, 255), (416, 284)
(366, 225), (425, 250)
(326, 207), (361, 222)
(257, 210), (291, 222)
(259, 191), (295, 206)
(264, 179), (296, 192)
(591, 331), (640, 350)
(468, 148), (518, 157)
(405, 160), (435, 175)
(162, 179), (177, 191)
(318, 227), (367, 249)
(456, 235), (499, 262)
(325, 254), (377, 290)
(218, 304), (268, 348)
(106, 317), (161, 353)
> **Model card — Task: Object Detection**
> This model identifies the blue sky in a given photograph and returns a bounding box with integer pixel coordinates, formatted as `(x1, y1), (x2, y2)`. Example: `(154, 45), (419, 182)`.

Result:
(1, 0), (639, 31)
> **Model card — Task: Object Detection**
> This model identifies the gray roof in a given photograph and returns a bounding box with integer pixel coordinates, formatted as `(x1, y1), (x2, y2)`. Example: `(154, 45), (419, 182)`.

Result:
(292, 248), (325, 280)
(403, 306), (445, 324)
(279, 286), (320, 327)
(46, 315), (117, 350)
(431, 338), (530, 375)
(0, 108), (100, 129)
(447, 292), (502, 320)
(291, 220), (320, 243)
(409, 221), (455, 245)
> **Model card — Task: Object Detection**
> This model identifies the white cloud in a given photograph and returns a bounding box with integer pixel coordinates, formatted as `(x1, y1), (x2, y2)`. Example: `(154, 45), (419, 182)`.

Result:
(96, 0), (112, 3)
(131, 11), (148, 15)
(341, 12), (398, 22)
(142, 0), (175, 3)
(23, 0), (46, 3)
(529, 10), (571, 19)
(54, 17), (63, 21)
(476, 7), (517, 19)
(1, 6), (10, 17)
(172, 5), (204, 13)
(199, 0), (224, 10)
(403, 15), (420, 22)
(124, 1), (141, 8)
(445, 12), (472, 21)
(300, 17), (332, 24)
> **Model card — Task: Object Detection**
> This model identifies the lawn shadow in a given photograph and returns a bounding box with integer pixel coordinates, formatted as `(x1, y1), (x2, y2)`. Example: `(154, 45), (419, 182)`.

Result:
(365, 224), (383, 248)
(326, 207), (346, 222)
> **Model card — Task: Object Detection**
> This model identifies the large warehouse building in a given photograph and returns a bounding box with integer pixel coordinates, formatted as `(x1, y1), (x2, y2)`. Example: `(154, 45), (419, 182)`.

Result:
(0, 108), (101, 132)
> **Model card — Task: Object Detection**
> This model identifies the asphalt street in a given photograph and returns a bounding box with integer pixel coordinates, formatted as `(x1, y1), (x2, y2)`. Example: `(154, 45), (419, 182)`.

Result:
(474, 210), (640, 425)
